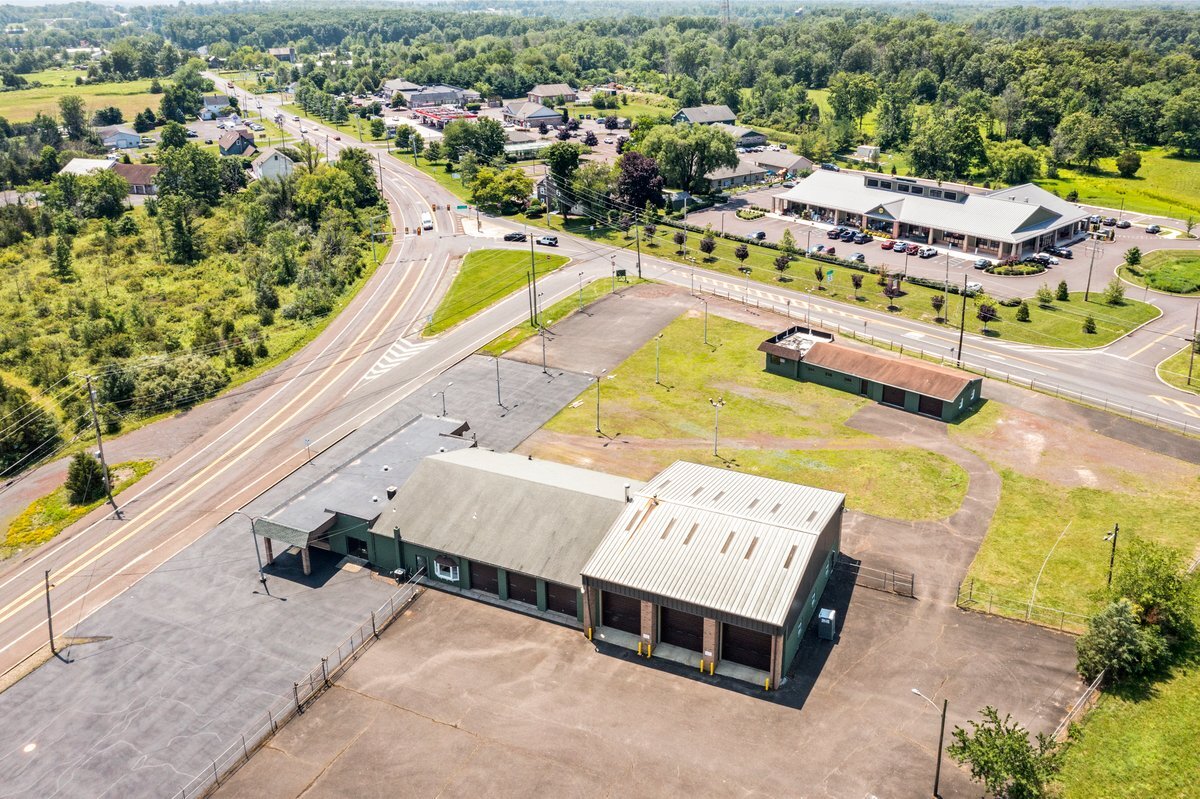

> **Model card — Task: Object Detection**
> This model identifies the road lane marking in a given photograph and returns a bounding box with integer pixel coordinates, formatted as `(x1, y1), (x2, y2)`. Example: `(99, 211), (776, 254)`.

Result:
(1120, 325), (1184, 360)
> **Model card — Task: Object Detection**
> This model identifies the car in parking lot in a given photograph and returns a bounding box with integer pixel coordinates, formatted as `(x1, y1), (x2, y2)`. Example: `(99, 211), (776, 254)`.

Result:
(881, 239), (895, 250)
(752, 230), (767, 240)
(1033, 252), (1060, 265)
(503, 232), (527, 242)
(965, 281), (983, 294)
(853, 232), (872, 244)
(825, 246), (836, 256)
(1116, 219), (1131, 229)
(849, 252), (865, 263)
(918, 246), (937, 258)
(840, 230), (856, 242)
(808, 244), (825, 255)
(1088, 214), (1102, 225)
(1146, 224), (1161, 234)
(904, 243), (921, 255)
(1102, 217), (1117, 226)
(185, 128), (198, 137)
(974, 258), (990, 269)
(603, 138), (614, 144)
(781, 180), (795, 188)
(1048, 245), (1073, 258)
(827, 228), (843, 239)
(536, 235), (558, 246)
(820, 162), (840, 171)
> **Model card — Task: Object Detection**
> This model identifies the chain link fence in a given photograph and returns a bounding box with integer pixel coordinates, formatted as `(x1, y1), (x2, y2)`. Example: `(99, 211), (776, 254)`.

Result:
(955, 578), (1089, 634)
(1053, 670), (1105, 741)
(173, 567), (425, 799)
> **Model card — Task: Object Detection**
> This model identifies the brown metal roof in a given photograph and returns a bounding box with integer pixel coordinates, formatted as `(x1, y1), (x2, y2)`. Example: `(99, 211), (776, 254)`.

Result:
(799, 342), (975, 402)
(110, 163), (159, 186)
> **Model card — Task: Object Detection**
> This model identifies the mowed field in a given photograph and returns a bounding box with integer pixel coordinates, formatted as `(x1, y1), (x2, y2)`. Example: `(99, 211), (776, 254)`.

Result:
(0, 68), (164, 122)
(1036, 147), (1200, 219)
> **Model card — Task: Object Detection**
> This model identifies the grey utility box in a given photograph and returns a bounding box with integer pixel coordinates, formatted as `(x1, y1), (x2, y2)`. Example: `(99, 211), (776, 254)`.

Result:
(817, 608), (837, 641)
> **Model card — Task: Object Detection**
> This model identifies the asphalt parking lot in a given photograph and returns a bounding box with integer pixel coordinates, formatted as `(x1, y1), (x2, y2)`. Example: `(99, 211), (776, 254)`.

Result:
(219, 585), (1082, 799)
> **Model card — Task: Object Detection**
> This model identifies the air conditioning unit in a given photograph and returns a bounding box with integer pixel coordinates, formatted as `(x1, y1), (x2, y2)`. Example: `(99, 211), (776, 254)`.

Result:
(818, 608), (837, 641)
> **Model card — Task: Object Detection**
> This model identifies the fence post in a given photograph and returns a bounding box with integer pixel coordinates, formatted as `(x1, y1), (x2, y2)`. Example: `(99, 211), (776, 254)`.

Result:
(321, 657), (329, 686)
(269, 709), (276, 734)
(242, 734), (249, 761)
(371, 610), (378, 638)
(212, 761), (219, 787)
(293, 682), (302, 714)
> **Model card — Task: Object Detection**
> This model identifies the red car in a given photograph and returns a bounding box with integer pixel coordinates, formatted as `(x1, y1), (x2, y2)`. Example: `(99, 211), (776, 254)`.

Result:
(825, 246), (836, 256)
(881, 239), (895, 250)
(905, 243), (920, 255)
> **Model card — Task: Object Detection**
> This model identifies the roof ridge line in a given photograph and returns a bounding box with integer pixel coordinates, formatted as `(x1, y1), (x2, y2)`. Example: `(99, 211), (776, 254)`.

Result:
(630, 489), (822, 536)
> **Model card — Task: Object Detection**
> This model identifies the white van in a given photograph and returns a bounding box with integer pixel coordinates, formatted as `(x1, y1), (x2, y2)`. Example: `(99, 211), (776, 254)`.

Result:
(421, 212), (433, 231)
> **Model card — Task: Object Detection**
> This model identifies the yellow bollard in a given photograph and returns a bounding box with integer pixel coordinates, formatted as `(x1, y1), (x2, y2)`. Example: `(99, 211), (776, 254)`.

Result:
(699, 659), (704, 673)
(637, 641), (643, 656)
(709, 661), (714, 676)
(764, 678), (770, 691)
(587, 627), (593, 640)
(647, 644), (653, 658)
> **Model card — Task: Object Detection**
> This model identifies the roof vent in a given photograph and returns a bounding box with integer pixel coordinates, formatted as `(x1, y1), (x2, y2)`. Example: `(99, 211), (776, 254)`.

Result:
(371, 495), (380, 503)
(386, 485), (397, 500)
(438, 447), (446, 453)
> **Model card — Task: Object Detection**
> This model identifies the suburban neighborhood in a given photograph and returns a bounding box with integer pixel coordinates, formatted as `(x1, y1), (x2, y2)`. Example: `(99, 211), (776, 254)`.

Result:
(0, 3), (1198, 799)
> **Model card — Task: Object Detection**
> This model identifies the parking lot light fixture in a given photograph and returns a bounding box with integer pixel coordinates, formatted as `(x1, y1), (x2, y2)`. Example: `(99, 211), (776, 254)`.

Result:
(911, 688), (948, 798)
(708, 397), (725, 456)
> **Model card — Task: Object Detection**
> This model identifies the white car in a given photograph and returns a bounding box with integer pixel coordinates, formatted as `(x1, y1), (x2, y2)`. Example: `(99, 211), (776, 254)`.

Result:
(918, 246), (937, 258)
(603, 138), (614, 144)
(291, 115), (299, 121)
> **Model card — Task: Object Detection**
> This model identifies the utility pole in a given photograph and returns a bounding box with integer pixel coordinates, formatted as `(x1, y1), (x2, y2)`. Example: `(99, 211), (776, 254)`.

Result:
(709, 397), (725, 456)
(494, 354), (504, 407)
(655, 334), (663, 385)
(578, 271), (584, 312)
(529, 239), (539, 325)
(85, 375), (118, 516)
(956, 276), (968, 368)
(611, 254), (616, 294)
(44, 570), (55, 655)
(1188, 303), (1198, 386)
(1105, 523), (1120, 588)
(1085, 240), (1099, 301)
(526, 272), (535, 327)
(635, 227), (643, 279)
(539, 326), (549, 375)
(594, 376), (602, 433)
(376, 151), (383, 190)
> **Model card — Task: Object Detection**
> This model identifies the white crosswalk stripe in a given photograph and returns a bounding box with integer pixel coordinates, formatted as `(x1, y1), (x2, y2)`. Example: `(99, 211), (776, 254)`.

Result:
(358, 338), (433, 385)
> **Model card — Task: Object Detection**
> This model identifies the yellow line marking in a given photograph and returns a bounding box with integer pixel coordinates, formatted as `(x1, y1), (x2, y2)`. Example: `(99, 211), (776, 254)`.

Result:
(1121, 325), (1184, 360)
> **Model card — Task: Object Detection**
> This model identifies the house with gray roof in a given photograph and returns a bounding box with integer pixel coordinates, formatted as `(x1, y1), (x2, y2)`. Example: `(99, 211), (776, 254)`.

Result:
(773, 170), (1090, 259)
(712, 122), (767, 148)
(528, 83), (577, 104)
(704, 159), (767, 191)
(502, 99), (562, 127)
(673, 104), (736, 125)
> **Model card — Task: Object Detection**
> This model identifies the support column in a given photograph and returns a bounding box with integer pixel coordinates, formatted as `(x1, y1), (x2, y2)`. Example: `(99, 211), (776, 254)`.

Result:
(701, 617), (720, 672)
(301, 547), (311, 576)
(582, 586), (598, 634)
(263, 538), (274, 565)
(891, 220), (900, 237)
(769, 633), (784, 690)
(926, 228), (935, 244)
(640, 600), (658, 647)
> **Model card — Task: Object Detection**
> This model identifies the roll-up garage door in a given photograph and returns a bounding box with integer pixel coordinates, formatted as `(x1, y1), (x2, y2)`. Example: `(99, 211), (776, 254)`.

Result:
(721, 622), (772, 672)
(660, 606), (705, 652)
(917, 395), (944, 418)
(469, 562), (499, 595)
(507, 571), (538, 605)
(545, 582), (578, 617)
(881, 385), (906, 408)
(601, 591), (641, 635)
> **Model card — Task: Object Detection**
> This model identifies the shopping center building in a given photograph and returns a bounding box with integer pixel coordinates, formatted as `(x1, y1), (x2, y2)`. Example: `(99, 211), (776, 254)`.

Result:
(773, 170), (1090, 259)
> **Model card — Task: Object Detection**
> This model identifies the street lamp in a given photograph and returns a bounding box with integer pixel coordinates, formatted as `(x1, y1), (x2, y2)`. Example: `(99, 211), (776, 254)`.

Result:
(1104, 523), (1120, 588)
(539, 326), (549, 374)
(494, 352), (505, 407)
(578, 271), (585, 311)
(229, 509), (268, 590)
(655, 334), (663, 385)
(593, 369), (607, 433)
(708, 397), (725, 456)
(911, 688), (948, 799)
(699, 297), (709, 345)
(433, 382), (453, 417)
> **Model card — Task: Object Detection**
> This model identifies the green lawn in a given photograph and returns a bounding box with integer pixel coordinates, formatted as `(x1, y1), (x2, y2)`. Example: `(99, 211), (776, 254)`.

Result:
(425, 248), (569, 336)
(1121, 249), (1200, 294)
(0, 70), (165, 122)
(569, 92), (675, 121)
(2, 460), (155, 559)
(1157, 344), (1200, 394)
(536, 314), (969, 520)
(479, 276), (647, 356)
(1036, 147), (1200, 219)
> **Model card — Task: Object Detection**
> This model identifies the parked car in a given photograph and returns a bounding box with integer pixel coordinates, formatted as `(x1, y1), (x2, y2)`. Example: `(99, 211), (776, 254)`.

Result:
(185, 128), (198, 137)
(1146, 224), (1161, 234)
(827, 228), (843, 239)
(603, 138), (614, 144)
(905, 243), (921, 255)
(753, 230), (767, 240)
(808, 244), (825, 255)
(840, 230), (856, 242)
(292, 115), (300, 121)
(965, 281), (983, 295)
(1088, 214), (1102, 225)
(881, 239), (895, 250)
(825, 246), (836, 256)
(853, 232), (872, 244)
(1048, 246), (1073, 258)
(781, 180), (795, 188)
(918, 246), (937, 258)
(1033, 252), (1060, 265)
(536, 235), (558, 246)
(1102, 217), (1117, 226)
(820, 162), (840, 171)
(1116, 219), (1131, 229)
(503, 232), (527, 242)
(204, 138), (213, 144)
(849, 252), (866, 263)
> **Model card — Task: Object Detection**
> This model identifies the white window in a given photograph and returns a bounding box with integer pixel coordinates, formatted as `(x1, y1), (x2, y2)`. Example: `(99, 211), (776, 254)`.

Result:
(433, 557), (459, 582)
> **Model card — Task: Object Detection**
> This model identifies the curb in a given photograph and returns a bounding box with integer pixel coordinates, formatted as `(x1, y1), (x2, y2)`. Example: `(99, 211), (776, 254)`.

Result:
(1152, 345), (1200, 397)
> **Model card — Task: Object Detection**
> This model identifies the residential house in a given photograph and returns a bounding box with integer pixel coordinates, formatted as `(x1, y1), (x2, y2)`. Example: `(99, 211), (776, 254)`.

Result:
(218, 129), (256, 157)
(744, 150), (814, 177)
(96, 125), (141, 150)
(704, 160), (767, 191)
(111, 162), (160, 195)
(672, 104), (737, 125)
(251, 148), (295, 181)
(527, 83), (577, 104)
(200, 94), (231, 120)
(268, 47), (296, 63)
(502, 100), (562, 127)
(712, 123), (768, 148)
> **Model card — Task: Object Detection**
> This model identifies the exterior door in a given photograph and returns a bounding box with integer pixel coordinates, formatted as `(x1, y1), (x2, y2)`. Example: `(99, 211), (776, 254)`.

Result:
(469, 562), (499, 595)
(545, 582), (578, 617)
(345, 536), (368, 560)
(507, 572), (538, 605)
(722, 622), (773, 672)
(601, 591), (641, 635)
(660, 606), (705, 652)
(881, 385), (905, 408)
(917, 395), (944, 418)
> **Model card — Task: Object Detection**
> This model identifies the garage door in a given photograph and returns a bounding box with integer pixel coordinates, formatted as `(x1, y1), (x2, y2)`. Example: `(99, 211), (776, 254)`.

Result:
(918, 394), (944, 418)
(660, 606), (705, 652)
(469, 562), (499, 595)
(881, 385), (906, 408)
(545, 582), (578, 617)
(507, 571), (538, 605)
(601, 591), (641, 635)
(721, 623), (772, 672)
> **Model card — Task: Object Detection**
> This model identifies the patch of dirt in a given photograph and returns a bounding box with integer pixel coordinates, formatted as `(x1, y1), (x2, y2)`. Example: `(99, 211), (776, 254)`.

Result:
(960, 404), (1196, 493)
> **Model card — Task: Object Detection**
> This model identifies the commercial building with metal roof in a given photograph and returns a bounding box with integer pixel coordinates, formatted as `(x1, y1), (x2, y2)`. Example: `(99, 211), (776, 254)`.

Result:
(672, 104), (737, 125)
(581, 460), (844, 688)
(759, 326), (982, 422)
(772, 170), (1089, 259)
(370, 448), (638, 622)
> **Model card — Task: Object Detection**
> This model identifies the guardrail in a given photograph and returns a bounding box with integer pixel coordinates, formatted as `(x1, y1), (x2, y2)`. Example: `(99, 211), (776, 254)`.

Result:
(173, 567), (425, 798)
(698, 284), (1197, 438)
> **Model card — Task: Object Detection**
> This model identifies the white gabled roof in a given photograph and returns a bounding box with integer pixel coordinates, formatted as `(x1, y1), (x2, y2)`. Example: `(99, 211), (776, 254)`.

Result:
(775, 171), (1088, 244)
(582, 461), (844, 630)
(58, 158), (115, 176)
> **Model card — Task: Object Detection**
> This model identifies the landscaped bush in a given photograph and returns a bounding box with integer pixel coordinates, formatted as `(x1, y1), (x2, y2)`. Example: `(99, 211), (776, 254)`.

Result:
(735, 208), (765, 220)
(987, 262), (1046, 276)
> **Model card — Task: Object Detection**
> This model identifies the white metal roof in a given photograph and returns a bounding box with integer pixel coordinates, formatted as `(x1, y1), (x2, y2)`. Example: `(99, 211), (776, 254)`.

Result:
(58, 158), (115, 176)
(775, 170), (1088, 244)
(581, 461), (844, 629)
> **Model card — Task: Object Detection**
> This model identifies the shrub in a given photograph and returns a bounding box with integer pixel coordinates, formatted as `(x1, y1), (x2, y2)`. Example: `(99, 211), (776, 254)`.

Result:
(998, 297), (1023, 307)
(1035, 283), (1055, 307)
(1116, 150), (1142, 179)
(1112, 535), (1198, 640)
(66, 452), (108, 505)
(1076, 598), (1167, 683)
(976, 303), (999, 330)
(1102, 277), (1126, 306)
(1015, 301), (1030, 322)
(699, 235), (716, 257)
(1056, 280), (1069, 301)
(930, 294), (945, 320)
(1083, 315), (1097, 334)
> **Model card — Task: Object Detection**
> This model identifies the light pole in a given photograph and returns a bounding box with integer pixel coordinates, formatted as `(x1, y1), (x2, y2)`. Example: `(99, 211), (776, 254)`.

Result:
(495, 352), (505, 407)
(708, 397), (725, 456)
(229, 510), (268, 590)
(539, 326), (549, 374)
(578, 271), (585, 311)
(594, 370), (606, 433)
(956, 275), (968, 368)
(911, 688), (948, 799)
(433, 382), (453, 417)
(44, 569), (55, 656)
(699, 297), (709, 345)
(655, 334), (663, 385)
(742, 266), (751, 303)
(611, 254), (617, 294)
(1104, 523), (1120, 588)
